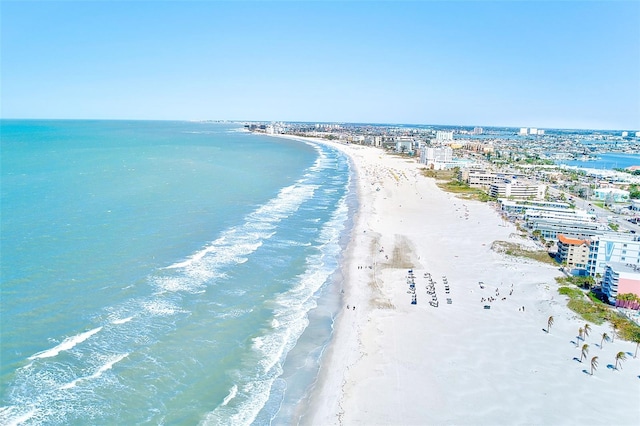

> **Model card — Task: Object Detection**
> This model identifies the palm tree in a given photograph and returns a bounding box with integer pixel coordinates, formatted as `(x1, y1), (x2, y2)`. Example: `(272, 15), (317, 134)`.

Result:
(600, 332), (609, 349)
(547, 316), (554, 333)
(583, 323), (591, 339)
(580, 344), (589, 362)
(611, 323), (618, 342)
(633, 331), (640, 359)
(590, 356), (598, 376)
(614, 352), (627, 370)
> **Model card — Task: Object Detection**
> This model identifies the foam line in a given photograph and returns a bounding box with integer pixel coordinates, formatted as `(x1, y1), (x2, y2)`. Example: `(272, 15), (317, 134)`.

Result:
(221, 384), (238, 406)
(28, 327), (103, 360)
(59, 353), (128, 390)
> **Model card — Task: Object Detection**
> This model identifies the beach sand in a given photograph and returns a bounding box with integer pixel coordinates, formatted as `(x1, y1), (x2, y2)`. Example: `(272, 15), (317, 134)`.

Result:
(288, 138), (640, 426)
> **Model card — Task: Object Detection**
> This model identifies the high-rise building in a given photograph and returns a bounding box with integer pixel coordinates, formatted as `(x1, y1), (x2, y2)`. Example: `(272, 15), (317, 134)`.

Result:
(519, 128), (528, 135)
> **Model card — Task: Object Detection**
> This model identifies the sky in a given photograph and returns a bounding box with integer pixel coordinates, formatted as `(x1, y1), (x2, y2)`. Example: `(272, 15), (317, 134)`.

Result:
(1, 1), (639, 130)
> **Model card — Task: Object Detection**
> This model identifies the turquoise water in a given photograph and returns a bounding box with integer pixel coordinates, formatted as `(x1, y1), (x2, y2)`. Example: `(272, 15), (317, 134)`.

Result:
(557, 152), (640, 170)
(0, 120), (354, 424)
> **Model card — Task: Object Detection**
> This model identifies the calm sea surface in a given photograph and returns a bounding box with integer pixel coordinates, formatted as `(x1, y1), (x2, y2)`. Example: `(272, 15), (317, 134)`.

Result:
(0, 120), (354, 425)
(556, 152), (640, 170)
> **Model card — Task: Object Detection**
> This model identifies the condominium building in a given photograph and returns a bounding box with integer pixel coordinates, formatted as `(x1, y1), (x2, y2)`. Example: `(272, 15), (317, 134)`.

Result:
(601, 262), (640, 306)
(435, 131), (453, 142)
(587, 234), (640, 277)
(395, 137), (414, 154)
(488, 180), (546, 199)
(524, 208), (596, 224)
(419, 146), (453, 167)
(555, 234), (590, 270)
(525, 215), (608, 241)
(499, 199), (571, 216)
(461, 169), (526, 189)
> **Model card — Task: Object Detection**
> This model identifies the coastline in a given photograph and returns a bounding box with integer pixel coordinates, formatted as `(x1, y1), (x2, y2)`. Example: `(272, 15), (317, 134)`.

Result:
(271, 135), (639, 425)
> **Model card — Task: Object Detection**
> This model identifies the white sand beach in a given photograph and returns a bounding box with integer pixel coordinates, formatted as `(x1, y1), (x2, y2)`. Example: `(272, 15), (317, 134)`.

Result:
(286, 138), (640, 426)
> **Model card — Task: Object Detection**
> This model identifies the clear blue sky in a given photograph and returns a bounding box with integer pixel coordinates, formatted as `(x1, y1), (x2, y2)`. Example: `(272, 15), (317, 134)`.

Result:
(2, 1), (639, 130)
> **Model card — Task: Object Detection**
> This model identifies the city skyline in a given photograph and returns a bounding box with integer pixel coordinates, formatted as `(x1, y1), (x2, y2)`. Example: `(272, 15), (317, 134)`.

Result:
(2, 1), (639, 130)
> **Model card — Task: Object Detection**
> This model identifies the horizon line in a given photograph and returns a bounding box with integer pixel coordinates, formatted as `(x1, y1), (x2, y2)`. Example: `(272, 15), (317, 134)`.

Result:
(1, 117), (639, 133)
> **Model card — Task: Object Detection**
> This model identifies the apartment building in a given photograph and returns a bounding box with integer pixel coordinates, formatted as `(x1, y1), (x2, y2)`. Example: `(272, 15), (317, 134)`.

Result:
(419, 146), (454, 170)
(498, 199), (571, 216)
(488, 180), (546, 199)
(601, 262), (640, 306)
(555, 234), (590, 270)
(587, 234), (640, 277)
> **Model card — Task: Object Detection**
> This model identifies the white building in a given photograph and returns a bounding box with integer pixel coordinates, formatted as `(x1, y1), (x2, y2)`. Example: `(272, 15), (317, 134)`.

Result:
(420, 146), (454, 170)
(395, 137), (414, 154)
(435, 131), (453, 142)
(499, 199), (572, 216)
(592, 188), (630, 203)
(519, 128), (528, 135)
(529, 128), (538, 135)
(587, 234), (640, 277)
(488, 180), (546, 199)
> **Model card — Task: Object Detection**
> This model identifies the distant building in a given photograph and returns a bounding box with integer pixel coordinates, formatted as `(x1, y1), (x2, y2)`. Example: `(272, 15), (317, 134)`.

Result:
(529, 128), (538, 135)
(592, 188), (629, 203)
(519, 128), (528, 135)
(538, 129), (545, 135)
(395, 137), (414, 154)
(435, 131), (453, 142)
(473, 127), (483, 135)
(555, 234), (590, 271)
(601, 263), (640, 307)
(622, 131), (629, 137)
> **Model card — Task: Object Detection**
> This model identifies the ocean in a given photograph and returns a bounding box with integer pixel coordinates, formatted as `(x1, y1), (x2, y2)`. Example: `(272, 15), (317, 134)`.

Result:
(0, 120), (354, 425)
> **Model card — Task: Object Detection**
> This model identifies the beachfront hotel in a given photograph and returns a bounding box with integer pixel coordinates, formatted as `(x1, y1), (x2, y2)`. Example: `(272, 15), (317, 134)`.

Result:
(601, 262), (640, 306)
(587, 234), (640, 277)
(523, 206), (607, 241)
(460, 168), (526, 189)
(488, 179), (546, 199)
(498, 199), (572, 216)
(555, 234), (590, 271)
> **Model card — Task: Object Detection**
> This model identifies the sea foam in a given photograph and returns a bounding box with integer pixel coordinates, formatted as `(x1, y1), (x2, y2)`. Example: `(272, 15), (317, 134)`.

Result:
(28, 327), (103, 360)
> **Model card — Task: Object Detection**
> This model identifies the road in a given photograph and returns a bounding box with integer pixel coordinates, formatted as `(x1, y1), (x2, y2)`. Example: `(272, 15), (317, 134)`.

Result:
(547, 186), (640, 235)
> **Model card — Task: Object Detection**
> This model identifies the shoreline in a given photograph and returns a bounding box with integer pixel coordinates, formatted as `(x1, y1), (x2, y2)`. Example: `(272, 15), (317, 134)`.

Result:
(272, 135), (639, 425)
